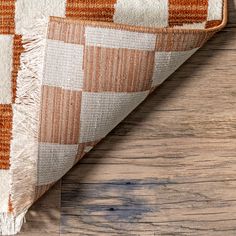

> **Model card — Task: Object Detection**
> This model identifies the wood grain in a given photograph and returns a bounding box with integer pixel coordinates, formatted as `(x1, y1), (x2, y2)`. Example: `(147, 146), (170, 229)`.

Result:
(19, 1), (236, 235)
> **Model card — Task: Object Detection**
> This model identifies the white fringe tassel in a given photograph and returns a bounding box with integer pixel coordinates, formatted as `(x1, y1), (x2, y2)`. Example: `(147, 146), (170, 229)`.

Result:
(0, 17), (48, 235)
(0, 211), (26, 235)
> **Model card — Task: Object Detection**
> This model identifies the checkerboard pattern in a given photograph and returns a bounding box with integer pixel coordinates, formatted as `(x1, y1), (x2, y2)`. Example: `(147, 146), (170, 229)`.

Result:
(0, 0), (225, 170)
(36, 12), (225, 205)
(0, 0), (226, 235)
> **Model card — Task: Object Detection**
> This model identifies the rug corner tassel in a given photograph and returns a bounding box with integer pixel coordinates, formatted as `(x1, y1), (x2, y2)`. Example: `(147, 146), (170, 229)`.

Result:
(0, 211), (27, 235)
(1, 16), (49, 236)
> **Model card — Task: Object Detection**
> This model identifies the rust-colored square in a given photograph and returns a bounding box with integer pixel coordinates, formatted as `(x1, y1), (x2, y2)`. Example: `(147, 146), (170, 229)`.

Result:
(0, 0), (15, 34)
(39, 86), (82, 144)
(66, 0), (117, 22)
(84, 46), (155, 92)
(0, 105), (12, 170)
(48, 19), (85, 45)
(11, 35), (24, 102)
(206, 20), (222, 29)
(169, 0), (208, 27)
(155, 31), (207, 52)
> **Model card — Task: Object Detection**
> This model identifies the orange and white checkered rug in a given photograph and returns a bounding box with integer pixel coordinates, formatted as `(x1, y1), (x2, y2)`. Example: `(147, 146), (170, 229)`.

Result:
(0, 0), (226, 234)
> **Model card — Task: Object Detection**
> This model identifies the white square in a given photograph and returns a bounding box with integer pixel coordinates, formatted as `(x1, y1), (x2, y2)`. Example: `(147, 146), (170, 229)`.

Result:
(114, 0), (169, 27)
(0, 170), (10, 212)
(152, 48), (198, 87)
(38, 143), (79, 185)
(0, 35), (13, 104)
(79, 91), (149, 143)
(43, 40), (84, 90)
(15, 0), (66, 34)
(173, 22), (206, 30)
(207, 0), (223, 21)
(85, 27), (156, 51)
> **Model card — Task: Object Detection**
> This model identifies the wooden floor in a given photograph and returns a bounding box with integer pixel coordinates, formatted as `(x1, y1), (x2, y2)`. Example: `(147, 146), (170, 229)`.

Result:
(19, 1), (236, 235)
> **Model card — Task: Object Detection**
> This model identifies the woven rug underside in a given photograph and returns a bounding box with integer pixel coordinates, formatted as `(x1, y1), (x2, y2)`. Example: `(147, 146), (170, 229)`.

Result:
(0, 0), (227, 235)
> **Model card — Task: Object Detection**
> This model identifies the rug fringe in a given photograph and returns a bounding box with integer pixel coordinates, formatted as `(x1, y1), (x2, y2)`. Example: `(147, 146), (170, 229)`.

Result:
(4, 17), (49, 235)
(0, 211), (27, 235)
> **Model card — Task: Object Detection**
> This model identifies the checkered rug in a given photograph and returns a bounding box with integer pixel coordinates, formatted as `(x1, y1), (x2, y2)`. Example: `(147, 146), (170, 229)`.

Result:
(0, 0), (226, 234)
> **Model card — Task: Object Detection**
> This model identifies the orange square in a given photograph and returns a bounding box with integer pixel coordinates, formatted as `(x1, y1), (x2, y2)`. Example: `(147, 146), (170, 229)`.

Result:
(39, 86), (82, 144)
(0, 105), (12, 169)
(169, 0), (208, 27)
(0, 0), (15, 34)
(84, 46), (155, 92)
(48, 20), (85, 45)
(66, 0), (116, 22)
(12, 35), (24, 102)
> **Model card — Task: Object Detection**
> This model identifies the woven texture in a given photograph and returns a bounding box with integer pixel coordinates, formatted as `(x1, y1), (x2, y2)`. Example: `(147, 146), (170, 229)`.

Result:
(0, 0), (226, 234)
